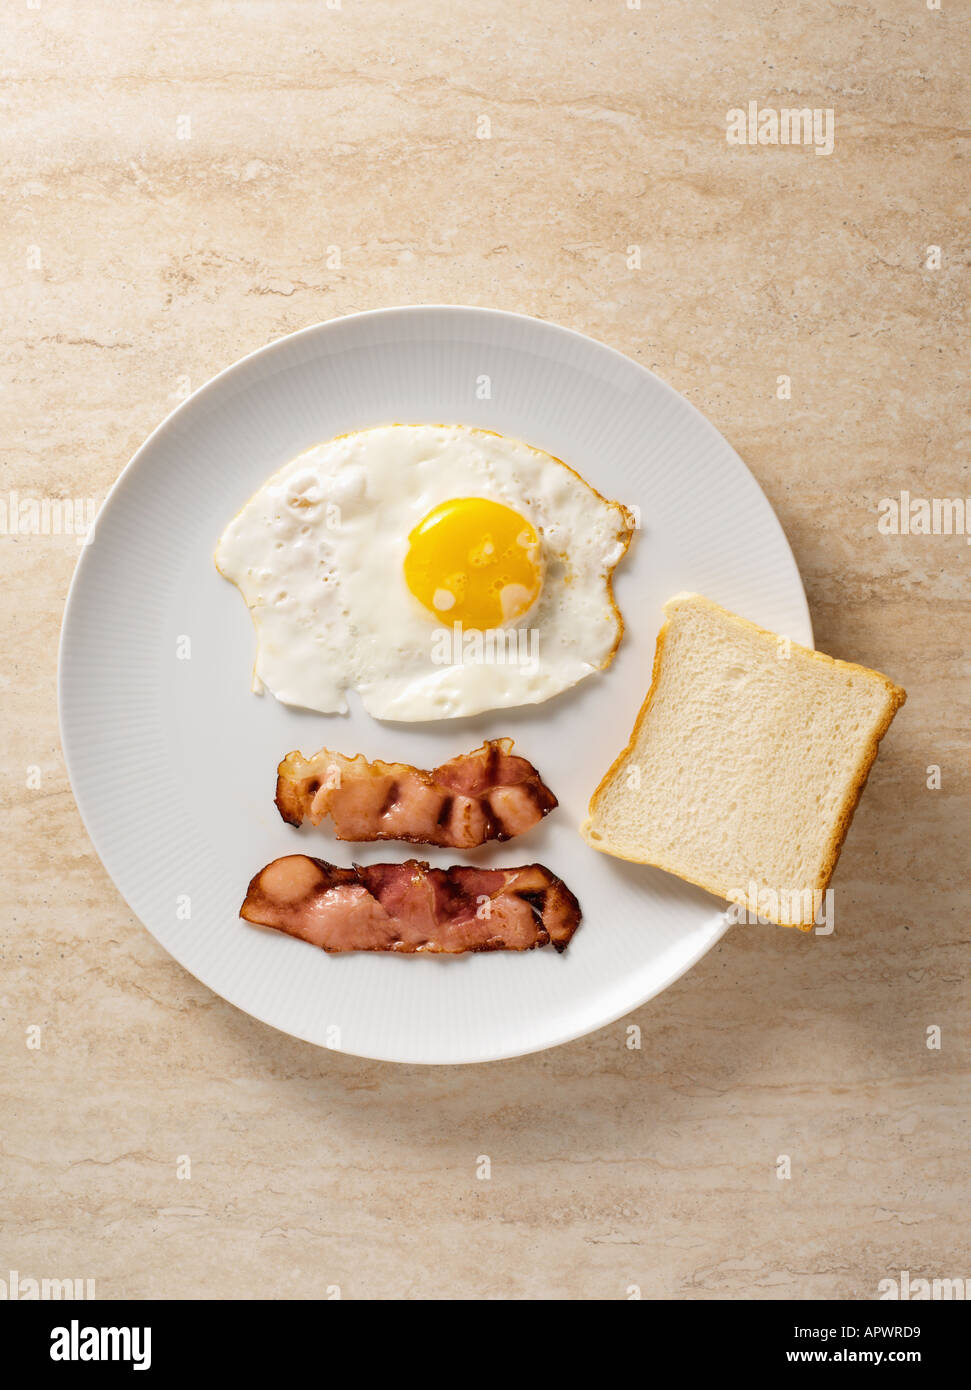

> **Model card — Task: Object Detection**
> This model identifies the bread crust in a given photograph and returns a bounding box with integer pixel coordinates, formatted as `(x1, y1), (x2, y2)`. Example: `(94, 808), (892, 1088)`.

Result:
(581, 594), (907, 928)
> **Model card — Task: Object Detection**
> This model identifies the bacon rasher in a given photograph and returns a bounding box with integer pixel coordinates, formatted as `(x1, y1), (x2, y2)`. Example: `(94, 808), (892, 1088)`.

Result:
(240, 855), (582, 954)
(275, 738), (557, 848)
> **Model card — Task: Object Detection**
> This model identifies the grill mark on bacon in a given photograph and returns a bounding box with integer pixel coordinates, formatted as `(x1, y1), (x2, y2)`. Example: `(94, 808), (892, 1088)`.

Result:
(275, 739), (557, 847)
(518, 889), (546, 920)
(379, 779), (399, 817)
(480, 794), (501, 842)
(240, 855), (582, 954)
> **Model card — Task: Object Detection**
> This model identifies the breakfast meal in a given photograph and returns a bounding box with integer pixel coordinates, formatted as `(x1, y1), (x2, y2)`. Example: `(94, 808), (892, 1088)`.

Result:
(214, 423), (635, 721)
(275, 738), (557, 846)
(217, 422), (905, 959)
(240, 854), (582, 953)
(580, 593), (907, 928)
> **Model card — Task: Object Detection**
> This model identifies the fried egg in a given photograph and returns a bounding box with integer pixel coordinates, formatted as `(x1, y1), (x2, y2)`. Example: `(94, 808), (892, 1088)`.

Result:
(215, 424), (634, 721)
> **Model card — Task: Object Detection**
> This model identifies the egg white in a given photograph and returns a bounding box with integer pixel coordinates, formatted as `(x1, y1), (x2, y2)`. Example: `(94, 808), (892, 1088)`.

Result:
(215, 424), (634, 721)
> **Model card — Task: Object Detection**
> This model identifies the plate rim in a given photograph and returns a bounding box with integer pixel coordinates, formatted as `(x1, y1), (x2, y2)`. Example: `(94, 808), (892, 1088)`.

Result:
(58, 304), (812, 1064)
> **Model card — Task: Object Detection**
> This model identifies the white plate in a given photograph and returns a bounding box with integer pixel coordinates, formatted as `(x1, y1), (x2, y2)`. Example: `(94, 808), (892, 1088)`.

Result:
(59, 307), (811, 1065)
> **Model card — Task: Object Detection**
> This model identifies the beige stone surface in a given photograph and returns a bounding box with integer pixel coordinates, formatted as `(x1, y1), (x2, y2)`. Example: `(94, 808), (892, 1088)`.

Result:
(1, 1), (967, 1300)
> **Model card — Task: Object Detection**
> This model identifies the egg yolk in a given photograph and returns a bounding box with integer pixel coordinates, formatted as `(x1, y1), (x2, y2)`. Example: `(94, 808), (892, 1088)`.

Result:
(404, 497), (543, 629)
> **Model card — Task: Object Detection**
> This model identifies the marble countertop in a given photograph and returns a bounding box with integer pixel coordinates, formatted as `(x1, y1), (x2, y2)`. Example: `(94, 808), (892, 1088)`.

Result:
(1, 1), (966, 1299)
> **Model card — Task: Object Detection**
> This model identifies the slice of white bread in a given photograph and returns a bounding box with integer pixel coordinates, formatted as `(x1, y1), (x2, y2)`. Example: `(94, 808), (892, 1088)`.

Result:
(580, 593), (906, 928)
